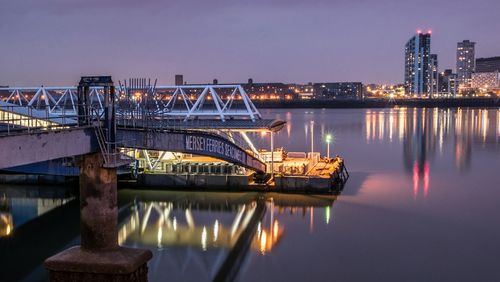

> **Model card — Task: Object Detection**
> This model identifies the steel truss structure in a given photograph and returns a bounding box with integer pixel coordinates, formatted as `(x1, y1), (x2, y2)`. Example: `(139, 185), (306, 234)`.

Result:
(0, 83), (273, 167)
(0, 84), (261, 121)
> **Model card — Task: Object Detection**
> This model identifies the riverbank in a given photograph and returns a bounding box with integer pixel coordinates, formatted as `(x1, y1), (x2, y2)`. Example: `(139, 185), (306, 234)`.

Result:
(253, 97), (500, 108)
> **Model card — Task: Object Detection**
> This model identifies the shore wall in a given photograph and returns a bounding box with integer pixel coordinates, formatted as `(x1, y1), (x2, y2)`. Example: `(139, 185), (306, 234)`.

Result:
(253, 98), (500, 109)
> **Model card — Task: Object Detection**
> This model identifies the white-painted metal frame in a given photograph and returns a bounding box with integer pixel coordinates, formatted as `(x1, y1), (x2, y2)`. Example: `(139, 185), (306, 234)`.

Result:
(1, 85), (261, 121)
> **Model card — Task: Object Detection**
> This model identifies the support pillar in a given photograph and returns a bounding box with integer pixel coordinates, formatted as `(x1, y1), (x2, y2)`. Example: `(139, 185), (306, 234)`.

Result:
(44, 153), (152, 281)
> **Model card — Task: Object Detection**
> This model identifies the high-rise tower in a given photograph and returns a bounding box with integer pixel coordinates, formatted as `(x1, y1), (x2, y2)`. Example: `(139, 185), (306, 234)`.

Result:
(456, 40), (475, 89)
(404, 31), (431, 96)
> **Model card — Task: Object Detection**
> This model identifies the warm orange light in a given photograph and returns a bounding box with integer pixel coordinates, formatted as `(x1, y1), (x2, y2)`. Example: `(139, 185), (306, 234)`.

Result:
(273, 220), (279, 239)
(260, 230), (267, 255)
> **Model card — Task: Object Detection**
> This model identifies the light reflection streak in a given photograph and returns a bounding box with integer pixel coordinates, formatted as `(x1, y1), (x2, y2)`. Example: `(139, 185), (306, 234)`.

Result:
(389, 110), (394, 142)
(366, 111), (371, 142)
(413, 162), (419, 199)
(259, 230), (267, 255)
(201, 226), (207, 251)
(497, 110), (500, 138)
(424, 162), (429, 198)
(364, 108), (499, 197)
(325, 206), (331, 225)
(213, 220), (219, 242)
(378, 111), (384, 140)
(309, 207), (314, 233)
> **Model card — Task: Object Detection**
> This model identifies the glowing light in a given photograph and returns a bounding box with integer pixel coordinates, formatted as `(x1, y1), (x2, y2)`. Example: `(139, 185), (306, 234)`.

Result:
(427, 30), (432, 34)
(417, 29), (422, 34)
(325, 134), (332, 143)
(173, 217), (177, 231)
(260, 230), (267, 255)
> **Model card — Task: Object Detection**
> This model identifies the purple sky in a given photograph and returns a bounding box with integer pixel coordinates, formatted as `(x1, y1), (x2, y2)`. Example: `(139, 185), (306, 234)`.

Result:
(1, 0), (499, 86)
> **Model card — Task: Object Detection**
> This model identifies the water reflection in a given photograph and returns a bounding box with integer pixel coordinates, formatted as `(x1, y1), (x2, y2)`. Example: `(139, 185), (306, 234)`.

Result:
(0, 185), (75, 237)
(0, 185), (78, 282)
(365, 108), (500, 172)
(118, 199), (260, 250)
(118, 190), (337, 282)
(0, 195), (13, 237)
(261, 108), (500, 201)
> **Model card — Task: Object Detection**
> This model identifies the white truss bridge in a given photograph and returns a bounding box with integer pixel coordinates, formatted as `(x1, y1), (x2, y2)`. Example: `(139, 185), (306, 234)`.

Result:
(0, 84), (261, 122)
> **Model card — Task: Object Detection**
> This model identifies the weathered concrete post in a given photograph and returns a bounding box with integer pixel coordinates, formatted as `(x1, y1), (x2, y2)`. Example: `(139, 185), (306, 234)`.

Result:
(44, 76), (152, 281)
(79, 153), (118, 250)
(45, 153), (152, 281)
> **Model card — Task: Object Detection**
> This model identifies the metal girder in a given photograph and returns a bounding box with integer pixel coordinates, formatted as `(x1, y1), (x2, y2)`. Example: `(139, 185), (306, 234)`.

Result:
(1, 84), (261, 121)
(117, 129), (266, 172)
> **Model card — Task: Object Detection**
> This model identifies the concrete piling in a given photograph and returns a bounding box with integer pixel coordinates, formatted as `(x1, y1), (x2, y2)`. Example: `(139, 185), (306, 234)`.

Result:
(44, 153), (152, 281)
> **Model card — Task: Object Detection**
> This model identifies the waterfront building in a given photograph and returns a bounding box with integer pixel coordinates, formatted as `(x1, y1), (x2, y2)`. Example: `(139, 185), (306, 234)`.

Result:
(313, 82), (364, 100)
(471, 71), (500, 92)
(456, 40), (475, 89)
(448, 74), (459, 97)
(438, 69), (458, 97)
(430, 54), (439, 97)
(242, 81), (296, 100)
(179, 78), (297, 101)
(475, 57), (500, 73)
(404, 31), (431, 96)
(289, 83), (314, 100)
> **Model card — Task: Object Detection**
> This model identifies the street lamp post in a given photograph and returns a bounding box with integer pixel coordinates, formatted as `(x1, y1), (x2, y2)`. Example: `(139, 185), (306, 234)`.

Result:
(325, 134), (332, 159)
(310, 121), (314, 161)
(271, 131), (274, 179)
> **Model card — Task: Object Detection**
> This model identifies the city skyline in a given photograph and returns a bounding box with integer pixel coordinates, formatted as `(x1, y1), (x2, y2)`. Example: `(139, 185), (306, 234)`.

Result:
(1, 0), (499, 86)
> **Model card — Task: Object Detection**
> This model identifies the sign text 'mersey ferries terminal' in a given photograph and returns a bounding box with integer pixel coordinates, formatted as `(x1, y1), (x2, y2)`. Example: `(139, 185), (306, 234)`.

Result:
(185, 135), (246, 164)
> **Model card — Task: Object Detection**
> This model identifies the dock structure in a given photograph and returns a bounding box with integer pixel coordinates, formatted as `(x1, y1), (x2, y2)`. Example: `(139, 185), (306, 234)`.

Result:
(135, 153), (349, 193)
(0, 76), (348, 280)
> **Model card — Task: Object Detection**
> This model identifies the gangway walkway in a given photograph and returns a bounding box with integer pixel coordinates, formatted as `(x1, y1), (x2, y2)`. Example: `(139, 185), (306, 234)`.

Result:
(0, 80), (285, 173)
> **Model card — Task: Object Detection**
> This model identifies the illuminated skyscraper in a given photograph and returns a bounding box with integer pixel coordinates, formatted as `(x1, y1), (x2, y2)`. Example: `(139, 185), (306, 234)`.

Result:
(404, 31), (431, 96)
(429, 54), (439, 97)
(456, 40), (475, 89)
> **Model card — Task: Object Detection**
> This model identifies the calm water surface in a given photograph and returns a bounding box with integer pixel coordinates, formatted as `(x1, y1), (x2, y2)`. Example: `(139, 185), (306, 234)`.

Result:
(1, 108), (499, 281)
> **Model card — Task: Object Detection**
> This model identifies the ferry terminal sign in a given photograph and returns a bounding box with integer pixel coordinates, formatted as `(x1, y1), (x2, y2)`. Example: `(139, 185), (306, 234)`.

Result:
(185, 135), (246, 164)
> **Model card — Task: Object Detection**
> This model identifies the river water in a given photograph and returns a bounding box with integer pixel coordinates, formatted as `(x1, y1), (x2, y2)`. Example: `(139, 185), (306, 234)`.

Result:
(1, 108), (499, 281)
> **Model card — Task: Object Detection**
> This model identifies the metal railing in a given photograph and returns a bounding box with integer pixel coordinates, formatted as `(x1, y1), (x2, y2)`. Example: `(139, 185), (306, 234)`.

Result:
(0, 104), (80, 136)
(0, 100), (265, 167)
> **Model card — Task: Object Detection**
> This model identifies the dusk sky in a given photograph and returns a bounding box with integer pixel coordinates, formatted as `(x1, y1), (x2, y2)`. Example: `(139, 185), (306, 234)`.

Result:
(1, 0), (499, 86)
